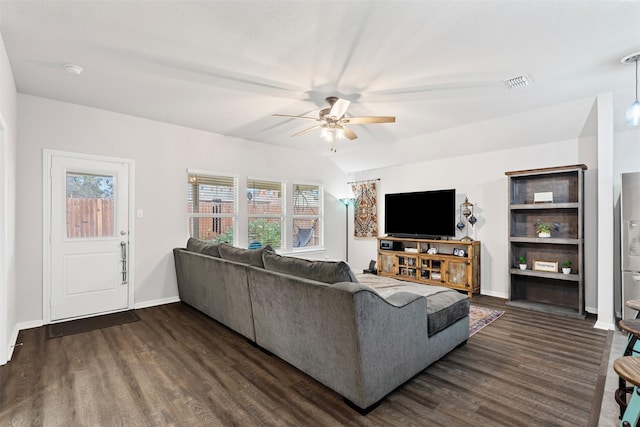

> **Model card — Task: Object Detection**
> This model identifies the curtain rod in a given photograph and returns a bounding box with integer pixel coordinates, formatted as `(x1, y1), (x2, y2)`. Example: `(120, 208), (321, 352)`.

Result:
(347, 178), (381, 184)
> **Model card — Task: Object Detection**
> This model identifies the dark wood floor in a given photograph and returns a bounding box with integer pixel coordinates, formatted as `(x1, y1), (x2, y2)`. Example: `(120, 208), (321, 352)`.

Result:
(0, 296), (609, 426)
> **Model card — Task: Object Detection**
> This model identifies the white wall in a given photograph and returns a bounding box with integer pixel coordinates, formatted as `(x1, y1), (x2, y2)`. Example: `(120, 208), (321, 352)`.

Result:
(595, 93), (615, 329)
(347, 139), (592, 302)
(578, 101), (598, 315)
(0, 30), (17, 364)
(13, 90), (638, 329)
(16, 94), (348, 324)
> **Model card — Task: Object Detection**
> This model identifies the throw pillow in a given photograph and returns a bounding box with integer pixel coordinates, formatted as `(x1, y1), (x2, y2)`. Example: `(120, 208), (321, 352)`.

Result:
(186, 238), (221, 257)
(218, 243), (273, 268)
(262, 251), (358, 284)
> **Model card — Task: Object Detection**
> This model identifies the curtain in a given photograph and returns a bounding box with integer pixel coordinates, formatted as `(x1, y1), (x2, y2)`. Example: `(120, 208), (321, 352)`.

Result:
(351, 181), (378, 238)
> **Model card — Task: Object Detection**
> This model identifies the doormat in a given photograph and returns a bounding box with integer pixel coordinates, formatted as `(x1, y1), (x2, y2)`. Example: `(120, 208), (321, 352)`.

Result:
(46, 310), (140, 339)
(469, 305), (504, 337)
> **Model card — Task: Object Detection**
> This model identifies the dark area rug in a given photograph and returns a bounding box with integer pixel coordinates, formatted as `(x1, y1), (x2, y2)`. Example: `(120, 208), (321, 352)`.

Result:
(46, 310), (140, 339)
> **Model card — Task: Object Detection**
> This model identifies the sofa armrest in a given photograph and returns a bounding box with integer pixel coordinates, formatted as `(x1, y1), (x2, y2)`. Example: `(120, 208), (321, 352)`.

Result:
(350, 288), (430, 409)
(331, 282), (422, 306)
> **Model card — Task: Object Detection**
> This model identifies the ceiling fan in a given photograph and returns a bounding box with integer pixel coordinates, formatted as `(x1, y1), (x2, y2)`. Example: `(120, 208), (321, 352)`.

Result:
(273, 96), (395, 150)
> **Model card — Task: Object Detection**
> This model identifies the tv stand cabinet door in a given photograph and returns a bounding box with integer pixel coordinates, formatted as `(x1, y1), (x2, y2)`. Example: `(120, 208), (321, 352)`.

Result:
(378, 253), (396, 275)
(445, 259), (473, 296)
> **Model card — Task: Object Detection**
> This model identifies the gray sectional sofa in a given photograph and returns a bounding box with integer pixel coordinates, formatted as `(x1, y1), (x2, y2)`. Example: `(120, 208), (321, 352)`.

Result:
(173, 239), (470, 413)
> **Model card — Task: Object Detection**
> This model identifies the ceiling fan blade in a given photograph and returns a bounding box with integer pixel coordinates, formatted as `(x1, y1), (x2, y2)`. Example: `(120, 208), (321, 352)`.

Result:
(342, 116), (396, 124)
(291, 125), (322, 137)
(272, 114), (318, 121)
(329, 98), (350, 119)
(343, 125), (358, 140)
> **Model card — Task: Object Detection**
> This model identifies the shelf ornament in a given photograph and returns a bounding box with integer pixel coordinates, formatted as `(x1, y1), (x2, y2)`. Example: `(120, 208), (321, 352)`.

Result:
(458, 197), (478, 242)
(534, 220), (560, 238)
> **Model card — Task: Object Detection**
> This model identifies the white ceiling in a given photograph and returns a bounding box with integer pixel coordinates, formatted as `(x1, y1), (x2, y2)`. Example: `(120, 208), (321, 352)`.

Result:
(1, 1), (639, 172)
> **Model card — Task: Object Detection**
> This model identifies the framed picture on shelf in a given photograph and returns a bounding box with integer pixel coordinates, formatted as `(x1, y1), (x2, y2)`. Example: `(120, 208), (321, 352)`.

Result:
(533, 192), (553, 203)
(532, 260), (558, 273)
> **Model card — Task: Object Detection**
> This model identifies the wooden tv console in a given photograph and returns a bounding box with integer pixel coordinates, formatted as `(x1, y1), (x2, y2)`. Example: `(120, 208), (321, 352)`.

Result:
(377, 237), (481, 298)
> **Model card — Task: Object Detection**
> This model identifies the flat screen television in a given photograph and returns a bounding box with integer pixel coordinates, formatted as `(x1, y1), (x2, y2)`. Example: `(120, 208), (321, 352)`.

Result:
(384, 189), (456, 238)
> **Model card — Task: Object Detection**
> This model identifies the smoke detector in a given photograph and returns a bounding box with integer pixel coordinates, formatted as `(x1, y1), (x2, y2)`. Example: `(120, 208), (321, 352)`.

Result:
(64, 64), (83, 75)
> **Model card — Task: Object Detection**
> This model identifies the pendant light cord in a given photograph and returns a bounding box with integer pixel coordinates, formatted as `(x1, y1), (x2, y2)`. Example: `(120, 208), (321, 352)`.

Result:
(636, 56), (638, 102)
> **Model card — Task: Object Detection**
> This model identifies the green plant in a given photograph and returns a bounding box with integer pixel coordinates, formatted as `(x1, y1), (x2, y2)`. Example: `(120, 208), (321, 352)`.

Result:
(562, 260), (572, 268)
(248, 218), (281, 248)
(215, 228), (233, 244)
(518, 256), (526, 264)
(535, 221), (559, 234)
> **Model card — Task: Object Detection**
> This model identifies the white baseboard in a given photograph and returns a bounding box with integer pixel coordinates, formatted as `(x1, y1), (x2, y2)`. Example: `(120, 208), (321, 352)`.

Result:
(7, 324), (20, 362)
(7, 319), (44, 362)
(594, 320), (615, 331)
(16, 319), (44, 331)
(133, 296), (180, 310)
(478, 289), (508, 299)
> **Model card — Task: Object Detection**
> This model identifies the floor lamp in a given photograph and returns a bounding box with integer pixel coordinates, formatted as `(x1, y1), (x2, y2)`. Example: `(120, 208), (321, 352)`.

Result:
(339, 198), (355, 262)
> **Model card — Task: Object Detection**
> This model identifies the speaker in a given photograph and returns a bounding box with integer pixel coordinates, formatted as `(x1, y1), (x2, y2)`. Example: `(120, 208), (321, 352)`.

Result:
(380, 240), (393, 250)
(363, 260), (377, 275)
(380, 240), (402, 250)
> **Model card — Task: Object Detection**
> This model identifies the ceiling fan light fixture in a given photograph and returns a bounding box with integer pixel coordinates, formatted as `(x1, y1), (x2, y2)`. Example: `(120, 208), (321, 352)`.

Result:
(321, 125), (344, 143)
(320, 126), (330, 141)
(622, 52), (640, 127)
(273, 96), (395, 151)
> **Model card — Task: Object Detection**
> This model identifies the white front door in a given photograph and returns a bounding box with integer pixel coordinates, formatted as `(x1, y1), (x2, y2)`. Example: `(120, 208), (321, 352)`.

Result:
(48, 154), (130, 321)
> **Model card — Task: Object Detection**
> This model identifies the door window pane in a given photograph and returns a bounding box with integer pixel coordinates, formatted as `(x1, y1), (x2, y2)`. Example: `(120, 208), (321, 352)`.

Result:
(66, 173), (114, 238)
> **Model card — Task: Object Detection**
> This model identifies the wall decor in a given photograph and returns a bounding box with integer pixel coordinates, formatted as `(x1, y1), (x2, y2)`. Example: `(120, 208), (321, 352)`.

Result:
(532, 260), (558, 273)
(533, 192), (553, 203)
(351, 180), (378, 238)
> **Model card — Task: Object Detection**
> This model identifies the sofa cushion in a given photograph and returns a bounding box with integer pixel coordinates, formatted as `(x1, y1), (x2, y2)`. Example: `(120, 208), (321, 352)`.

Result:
(219, 243), (273, 268)
(353, 272), (469, 337)
(262, 251), (358, 284)
(425, 290), (469, 336)
(186, 238), (221, 258)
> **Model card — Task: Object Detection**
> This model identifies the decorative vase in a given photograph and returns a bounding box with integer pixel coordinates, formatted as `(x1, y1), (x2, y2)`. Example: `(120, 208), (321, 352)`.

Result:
(562, 267), (571, 275)
(538, 232), (551, 238)
(519, 264), (527, 270)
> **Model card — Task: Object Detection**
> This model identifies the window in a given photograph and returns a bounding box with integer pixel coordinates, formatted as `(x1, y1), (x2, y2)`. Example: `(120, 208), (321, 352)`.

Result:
(247, 179), (283, 249)
(186, 172), (323, 251)
(293, 184), (322, 248)
(66, 173), (114, 238)
(187, 173), (236, 243)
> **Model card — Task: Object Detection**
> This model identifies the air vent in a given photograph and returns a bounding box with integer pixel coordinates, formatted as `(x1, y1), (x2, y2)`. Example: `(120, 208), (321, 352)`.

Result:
(504, 74), (532, 89)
